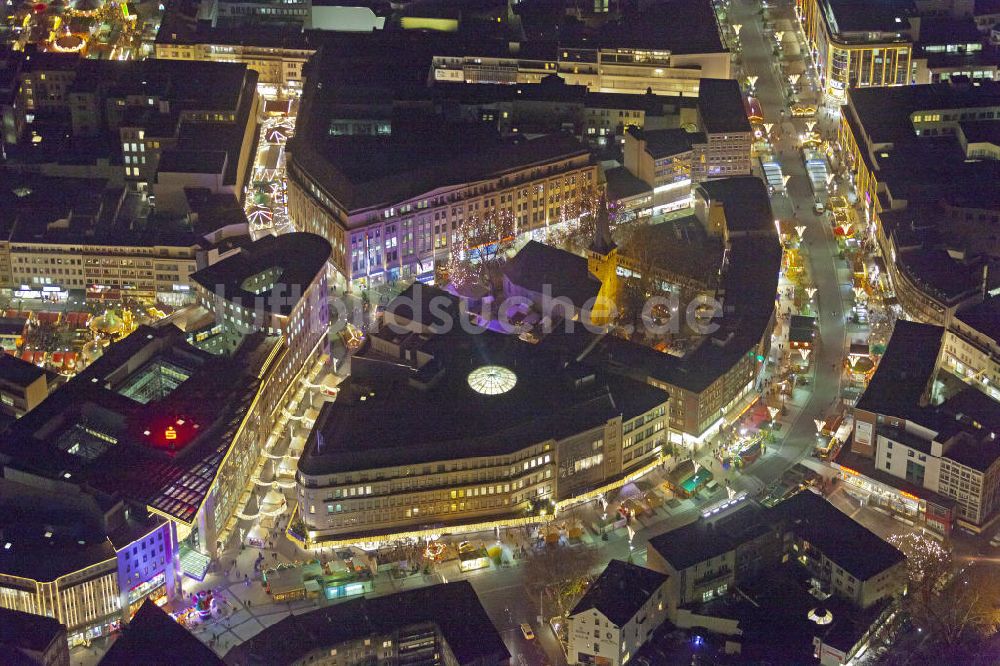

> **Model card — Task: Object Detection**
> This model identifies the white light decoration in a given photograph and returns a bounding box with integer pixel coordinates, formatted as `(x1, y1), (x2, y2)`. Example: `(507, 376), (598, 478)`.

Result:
(808, 607), (833, 625)
(467, 365), (517, 395)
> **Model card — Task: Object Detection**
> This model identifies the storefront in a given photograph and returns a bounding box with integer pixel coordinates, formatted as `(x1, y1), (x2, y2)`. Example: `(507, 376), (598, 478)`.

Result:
(836, 465), (953, 536)
(68, 615), (122, 648)
(127, 572), (167, 618)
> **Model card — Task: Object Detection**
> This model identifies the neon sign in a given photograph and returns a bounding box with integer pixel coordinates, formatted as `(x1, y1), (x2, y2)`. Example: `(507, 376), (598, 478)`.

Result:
(165, 426), (177, 441)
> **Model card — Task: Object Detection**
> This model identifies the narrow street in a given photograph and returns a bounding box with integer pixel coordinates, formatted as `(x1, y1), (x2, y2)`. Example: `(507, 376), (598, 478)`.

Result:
(730, 0), (851, 489)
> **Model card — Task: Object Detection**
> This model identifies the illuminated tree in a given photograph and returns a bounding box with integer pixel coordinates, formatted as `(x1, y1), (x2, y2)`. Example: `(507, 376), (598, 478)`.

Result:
(523, 544), (599, 618)
(447, 208), (517, 294)
(887, 533), (1000, 652)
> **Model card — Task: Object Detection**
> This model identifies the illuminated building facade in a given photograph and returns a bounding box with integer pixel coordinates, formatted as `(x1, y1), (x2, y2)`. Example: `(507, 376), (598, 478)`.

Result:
(288, 59), (597, 287)
(839, 80), (1000, 325)
(795, 0), (914, 98)
(295, 285), (669, 545)
(0, 478), (177, 648)
(849, 320), (1000, 531)
(0, 175), (249, 304)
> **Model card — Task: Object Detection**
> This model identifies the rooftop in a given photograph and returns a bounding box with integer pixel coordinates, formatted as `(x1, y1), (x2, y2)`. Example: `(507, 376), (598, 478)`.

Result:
(100, 599), (224, 665)
(190, 232), (331, 317)
(956, 294), (1000, 343)
(502, 240), (602, 311)
(855, 320), (944, 421)
(0, 326), (266, 526)
(768, 490), (905, 581)
(821, 0), (914, 35)
(696, 177), (774, 235)
(0, 606), (65, 655)
(570, 560), (668, 627)
(647, 502), (770, 571)
(224, 581), (509, 665)
(299, 325), (667, 476)
(590, 0), (726, 55)
(633, 127), (706, 159)
(604, 166), (652, 202)
(649, 491), (904, 582)
(0, 354), (46, 388)
(697, 78), (752, 134)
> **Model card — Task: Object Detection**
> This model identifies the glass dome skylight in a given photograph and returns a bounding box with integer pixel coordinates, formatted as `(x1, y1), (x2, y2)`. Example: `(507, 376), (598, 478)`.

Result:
(467, 365), (517, 395)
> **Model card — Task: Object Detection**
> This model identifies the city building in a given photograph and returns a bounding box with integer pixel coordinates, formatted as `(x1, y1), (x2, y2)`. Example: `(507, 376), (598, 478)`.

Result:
(0, 236), (332, 586)
(566, 560), (670, 666)
(189, 231), (331, 369)
(0, 54), (259, 208)
(646, 491), (905, 665)
(99, 599), (223, 666)
(154, 0), (321, 93)
(295, 283), (669, 545)
(839, 79), (1000, 325)
(0, 476), (176, 648)
(288, 60), (597, 287)
(224, 581), (511, 665)
(795, 0), (916, 98)
(0, 175), (203, 304)
(431, 0), (730, 95)
(0, 606), (69, 666)
(911, 16), (1000, 84)
(845, 319), (1000, 531)
(0, 353), (56, 418)
(944, 294), (1000, 401)
(583, 177), (781, 446)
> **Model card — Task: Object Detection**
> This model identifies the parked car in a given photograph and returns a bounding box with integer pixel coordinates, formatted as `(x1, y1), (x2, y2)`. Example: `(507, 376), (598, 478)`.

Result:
(520, 624), (535, 640)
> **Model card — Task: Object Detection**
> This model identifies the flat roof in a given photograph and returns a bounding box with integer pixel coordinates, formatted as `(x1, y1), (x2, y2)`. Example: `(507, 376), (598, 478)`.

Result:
(224, 581), (509, 665)
(821, 0), (914, 34)
(298, 328), (667, 476)
(696, 177), (773, 234)
(697, 78), (752, 134)
(956, 295), (1000, 343)
(190, 232), (331, 317)
(158, 149), (227, 175)
(291, 107), (590, 212)
(636, 128), (706, 159)
(604, 166), (652, 201)
(855, 320), (944, 420)
(570, 560), (668, 627)
(0, 354), (46, 388)
(0, 326), (266, 526)
(944, 431), (1000, 472)
(590, 0), (726, 55)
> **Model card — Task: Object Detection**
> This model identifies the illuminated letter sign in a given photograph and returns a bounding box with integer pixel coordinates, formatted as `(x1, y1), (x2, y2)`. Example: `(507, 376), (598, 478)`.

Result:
(165, 426), (177, 441)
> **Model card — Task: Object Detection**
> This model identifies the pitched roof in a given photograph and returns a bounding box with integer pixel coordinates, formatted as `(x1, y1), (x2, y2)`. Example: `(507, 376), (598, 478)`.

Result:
(767, 491), (905, 581)
(502, 240), (602, 310)
(0, 606), (64, 654)
(570, 560), (668, 626)
(100, 600), (224, 665)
